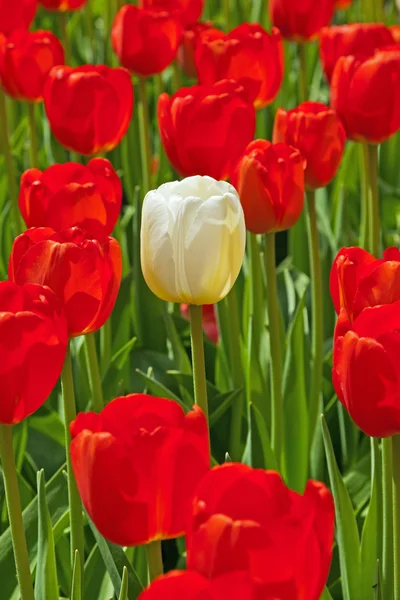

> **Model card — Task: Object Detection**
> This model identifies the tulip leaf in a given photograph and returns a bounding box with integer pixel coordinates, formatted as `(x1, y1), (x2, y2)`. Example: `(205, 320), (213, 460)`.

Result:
(119, 567), (129, 600)
(163, 312), (192, 376)
(321, 416), (362, 600)
(209, 389), (243, 427)
(84, 544), (111, 600)
(242, 403), (277, 471)
(35, 470), (59, 600)
(320, 587), (334, 600)
(71, 550), (81, 600)
(135, 369), (187, 410)
(282, 290), (309, 493)
(88, 516), (144, 599)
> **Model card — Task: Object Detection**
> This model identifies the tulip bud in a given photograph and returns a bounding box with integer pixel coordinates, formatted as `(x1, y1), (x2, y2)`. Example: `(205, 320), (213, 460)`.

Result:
(141, 176), (246, 305)
(140, 0), (205, 27)
(0, 0), (37, 35)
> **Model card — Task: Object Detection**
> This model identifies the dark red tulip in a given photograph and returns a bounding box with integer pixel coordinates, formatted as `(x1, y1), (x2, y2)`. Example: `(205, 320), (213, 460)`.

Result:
(43, 65), (133, 155)
(8, 227), (122, 338)
(177, 21), (213, 78)
(269, 0), (335, 42)
(39, 0), (87, 10)
(70, 394), (210, 546)
(19, 158), (122, 240)
(0, 281), (67, 424)
(0, 0), (37, 36)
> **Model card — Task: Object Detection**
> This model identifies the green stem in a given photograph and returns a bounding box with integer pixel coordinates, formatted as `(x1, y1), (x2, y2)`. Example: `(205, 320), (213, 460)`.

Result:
(146, 541), (163, 582)
(383, 437), (393, 600)
(0, 425), (34, 600)
(85, 2), (95, 63)
(223, 0), (230, 30)
(172, 61), (181, 92)
(138, 77), (152, 195)
(248, 233), (264, 354)
(61, 346), (85, 578)
(154, 74), (169, 183)
(227, 289), (244, 462)
(264, 233), (283, 463)
(27, 103), (39, 169)
(0, 88), (21, 235)
(59, 12), (71, 64)
(307, 190), (324, 448)
(393, 435), (400, 600)
(100, 319), (112, 376)
(189, 305), (209, 424)
(360, 143), (370, 251)
(367, 144), (380, 257)
(84, 334), (104, 412)
(297, 43), (308, 103)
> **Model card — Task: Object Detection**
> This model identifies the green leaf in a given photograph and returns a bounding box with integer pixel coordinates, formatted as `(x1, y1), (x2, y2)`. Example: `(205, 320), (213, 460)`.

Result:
(163, 313), (192, 376)
(321, 416), (361, 600)
(71, 550), (81, 600)
(119, 567), (129, 600)
(242, 403), (277, 471)
(320, 587), (334, 600)
(84, 545), (110, 600)
(135, 369), (187, 410)
(282, 291), (309, 493)
(35, 470), (59, 600)
(88, 517), (144, 599)
(209, 389), (243, 427)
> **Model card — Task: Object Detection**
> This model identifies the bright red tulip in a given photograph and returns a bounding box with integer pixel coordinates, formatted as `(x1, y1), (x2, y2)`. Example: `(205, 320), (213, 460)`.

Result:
(158, 79), (256, 180)
(331, 48), (400, 143)
(0, 281), (67, 424)
(140, 0), (204, 27)
(269, 0), (335, 42)
(186, 463), (334, 600)
(0, 0), (37, 35)
(273, 102), (346, 189)
(0, 30), (64, 102)
(43, 65), (133, 155)
(39, 0), (87, 10)
(195, 24), (284, 109)
(70, 394), (210, 546)
(390, 26), (400, 44)
(19, 159), (122, 240)
(231, 140), (305, 234)
(111, 5), (183, 77)
(319, 23), (394, 82)
(180, 304), (219, 344)
(8, 227), (122, 338)
(177, 21), (213, 78)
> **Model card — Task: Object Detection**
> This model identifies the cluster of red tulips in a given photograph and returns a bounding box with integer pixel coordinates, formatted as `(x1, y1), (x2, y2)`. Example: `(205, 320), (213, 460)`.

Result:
(1, 0), (400, 599)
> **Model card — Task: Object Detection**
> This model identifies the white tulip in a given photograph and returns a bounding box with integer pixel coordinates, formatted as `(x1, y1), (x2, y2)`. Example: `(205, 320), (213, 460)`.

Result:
(141, 175), (246, 305)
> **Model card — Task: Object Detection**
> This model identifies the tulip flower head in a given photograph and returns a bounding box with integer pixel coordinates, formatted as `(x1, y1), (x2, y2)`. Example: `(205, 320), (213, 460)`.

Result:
(111, 5), (183, 77)
(70, 394), (210, 546)
(269, 0), (335, 42)
(39, 0), (87, 11)
(140, 0), (205, 27)
(273, 102), (346, 189)
(195, 24), (284, 109)
(231, 140), (305, 234)
(141, 176), (246, 305)
(9, 227), (122, 338)
(0, 0), (37, 35)
(0, 281), (67, 424)
(43, 65), (134, 155)
(0, 30), (65, 102)
(158, 79), (256, 180)
(177, 21), (214, 78)
(19, 158), (122, 240)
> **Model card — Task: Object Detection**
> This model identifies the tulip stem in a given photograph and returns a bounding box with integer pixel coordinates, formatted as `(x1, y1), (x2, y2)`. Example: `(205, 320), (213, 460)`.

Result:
(138, 77), (152, 195)
(27, 103), (39, 169)
(223, 0), (230, 30)
(360, 143), (371, 251)
(306, 190), (324, 450)
(297, 43), (308, 103)
(0, 425), (34, 600)
(227, 289), (245, 462)
(146, 541), (163, 582)
(61, 346), (85, 581)
(393, 435), (400, 600)
(264, 233), (283, 464)
(189, 305), (209, 425)
(172, 62), (181, 92)
(84, 334), (104, 412)
(382, 437), (393, 599)
(0, 88), (22, 236)
(59, 12), (71, 64)
(367, 144), (380, 257)
(100, 319), (112, 376)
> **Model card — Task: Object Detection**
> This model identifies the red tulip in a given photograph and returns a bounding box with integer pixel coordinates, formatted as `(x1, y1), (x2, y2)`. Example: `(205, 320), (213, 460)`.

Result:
(19, 158), (122, 240)
(390, 26), (400, 44)
(70, 394), (210, 546)
(180, 304), (219, 344)
(0, 0), (37, 35)
(177, 21), (213, 78)
(231, 140), (305, 234)
(331, 48), (400, 143)
(140, 0), (204, 27)
(186, 463), (334, 600)
(8, 227), (122, 338)
(335, 0), (352, 7)
(269, 0), (335, 42)
(39, 0), (87, 10)
(0, 30), (64, 102)
(43, 65), (133, 155)
(319, 23), (394, 82)
(273, 102), (346, 189)
(0, 281), (67, 424)
(111, 5), (183, 77)
(158, 79), (256, 180)
(195, 24), (284, 109)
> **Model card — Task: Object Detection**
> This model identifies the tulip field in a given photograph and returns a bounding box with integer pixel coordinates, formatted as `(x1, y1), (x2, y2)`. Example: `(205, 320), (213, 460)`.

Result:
(2, 0), (400, 598)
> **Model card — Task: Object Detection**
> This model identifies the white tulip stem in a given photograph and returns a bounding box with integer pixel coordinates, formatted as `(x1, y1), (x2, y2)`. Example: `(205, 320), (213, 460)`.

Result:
(189, 305), (209, 427)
